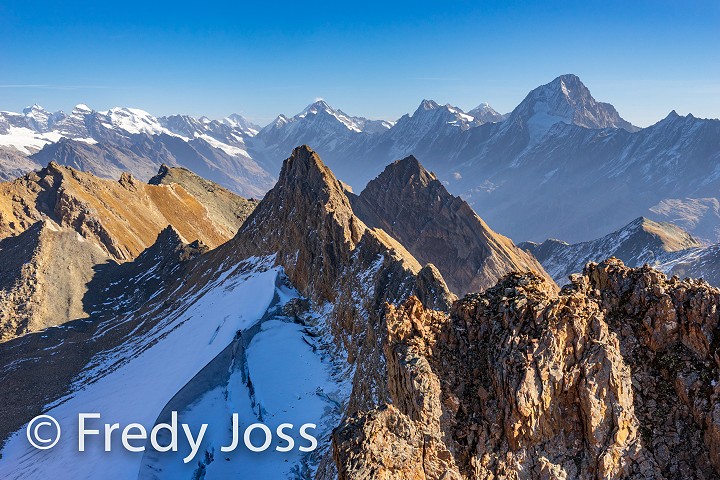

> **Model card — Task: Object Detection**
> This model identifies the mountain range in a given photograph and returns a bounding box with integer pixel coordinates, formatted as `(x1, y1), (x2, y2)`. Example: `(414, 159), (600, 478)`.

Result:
(3, 74), (720, 246)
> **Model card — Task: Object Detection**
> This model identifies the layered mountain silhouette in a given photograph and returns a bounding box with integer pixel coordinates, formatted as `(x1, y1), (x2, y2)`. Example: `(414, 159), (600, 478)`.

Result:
(3, 74), (720, 245)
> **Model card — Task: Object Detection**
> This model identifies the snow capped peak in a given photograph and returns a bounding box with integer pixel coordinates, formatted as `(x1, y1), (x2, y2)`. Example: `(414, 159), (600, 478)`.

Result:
(418, 99), (440, 111)
(298, 99), (343, 121)
(73, 103), (92, 113)
(270, 114), (289, 128)
(405, 100), (479, 130)
(303, 99), (332, 113)
(468, 102), (506, 123)
(507, 73), (637, 135)
(105, 107), (164, 135)
(22, 104), (47, 115)
(294, 100), (364, 133)
(221, 113), (260, 134)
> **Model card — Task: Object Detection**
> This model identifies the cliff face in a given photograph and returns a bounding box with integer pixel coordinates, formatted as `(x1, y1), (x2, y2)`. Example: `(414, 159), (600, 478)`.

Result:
(333, 258), (720, 479)
(352, 156), (555, 296)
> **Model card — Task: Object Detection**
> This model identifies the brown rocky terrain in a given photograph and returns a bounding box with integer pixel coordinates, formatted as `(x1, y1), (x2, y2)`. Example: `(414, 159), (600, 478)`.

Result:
(333, 258), (720, 479)
(0, 224), (216, 444)
(149, 164), (258, 237)
(0, 162), (255, 261)
(351, 156), (555, 296)
(0, 163), (256, 342)
(0, 219), (109, 341)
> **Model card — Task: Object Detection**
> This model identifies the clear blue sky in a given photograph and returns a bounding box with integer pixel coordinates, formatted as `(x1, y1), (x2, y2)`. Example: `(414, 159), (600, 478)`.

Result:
(1, 0), (718, 127)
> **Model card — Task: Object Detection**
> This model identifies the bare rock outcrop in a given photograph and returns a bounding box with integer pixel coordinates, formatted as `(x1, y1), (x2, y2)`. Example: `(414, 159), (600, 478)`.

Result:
(333, 258), (720, 479)
(351, 156), (555, 296)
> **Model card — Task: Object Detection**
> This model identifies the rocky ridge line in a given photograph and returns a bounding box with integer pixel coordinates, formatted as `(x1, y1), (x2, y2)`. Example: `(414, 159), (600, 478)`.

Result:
(333, 258), (720, 479)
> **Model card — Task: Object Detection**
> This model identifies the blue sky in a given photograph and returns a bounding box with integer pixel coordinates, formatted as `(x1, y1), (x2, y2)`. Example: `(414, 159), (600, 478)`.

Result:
(1, 0), (718, 127)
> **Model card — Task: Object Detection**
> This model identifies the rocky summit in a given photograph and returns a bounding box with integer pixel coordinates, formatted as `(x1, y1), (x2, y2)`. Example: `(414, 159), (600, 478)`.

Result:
(333, 258), (720, 479)
(352, 155), (555, 295)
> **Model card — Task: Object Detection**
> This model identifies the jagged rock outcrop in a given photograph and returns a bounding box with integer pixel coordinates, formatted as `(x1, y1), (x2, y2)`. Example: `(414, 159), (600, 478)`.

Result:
(0, 219), (109, 341)
(351, 156), (555, 295)
(333, 258), (720, 479)
(522, 217), (703, 285)
(230, 146), (456, 418)
(0, 162), (253, 260)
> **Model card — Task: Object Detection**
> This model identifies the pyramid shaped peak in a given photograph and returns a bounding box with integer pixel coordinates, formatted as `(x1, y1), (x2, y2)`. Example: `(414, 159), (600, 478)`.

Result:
(270, 145), (356, 215)
(508, 73), (636, 131)
(418, 99), (440, 111)
(73, 103), (92, 112)
(281, 145), (329, 179)
(301, 99), (335, 116)
(155, 224), (186, 246)
(363, 156), (439, 199)
(385, 155), (434, 181)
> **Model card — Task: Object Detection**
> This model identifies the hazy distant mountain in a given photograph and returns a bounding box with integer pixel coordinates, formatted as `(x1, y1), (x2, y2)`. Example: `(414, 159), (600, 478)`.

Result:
(657, 243), (720, 287)
(521, 217), (702, 284)
(350, 155), (555, 295)
(468, 102), (507, 123)
(0, 105), (272, 197)
(2, 74), (720, 244)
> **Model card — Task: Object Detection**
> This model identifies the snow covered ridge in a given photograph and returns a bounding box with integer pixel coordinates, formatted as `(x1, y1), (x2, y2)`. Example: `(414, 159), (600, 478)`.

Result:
(0, 104), (261, 156)
(0, 256), (349, 480)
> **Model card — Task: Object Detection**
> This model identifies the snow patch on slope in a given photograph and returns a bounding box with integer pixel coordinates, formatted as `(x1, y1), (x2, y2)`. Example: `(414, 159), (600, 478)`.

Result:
(0, 256), (347, 479)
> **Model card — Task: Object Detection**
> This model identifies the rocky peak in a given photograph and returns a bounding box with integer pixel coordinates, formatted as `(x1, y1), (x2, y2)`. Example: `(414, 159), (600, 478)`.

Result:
(353, 155), (556, 295)
(507, 73), (638, 132)
(371, 155), (436, 189)
(418, 99), (440, 111)
(334, 259), (720, 478)
(22, 104), (52, 132)
(152, 224), (186, 249)
(230, 146), (456, 422)
(468, 102), (506, 123)
(525, 216), (703, 285)
(133, 224), (208, 265)
(235, 145), (366, 300)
